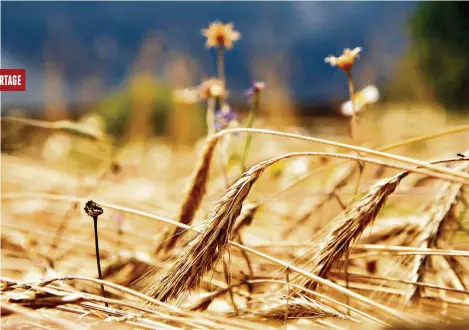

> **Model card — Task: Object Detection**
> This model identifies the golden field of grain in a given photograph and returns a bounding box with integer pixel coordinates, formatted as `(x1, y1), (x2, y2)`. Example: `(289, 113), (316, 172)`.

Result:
(2, 20), (469, 330)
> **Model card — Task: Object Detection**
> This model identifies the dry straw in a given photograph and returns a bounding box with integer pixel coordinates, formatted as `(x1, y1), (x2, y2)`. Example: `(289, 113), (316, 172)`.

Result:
(268, 125), (469, 216)
(239, 293), (353, 322)
(4, 156), (467, 324)
(1, 116), (107, 142)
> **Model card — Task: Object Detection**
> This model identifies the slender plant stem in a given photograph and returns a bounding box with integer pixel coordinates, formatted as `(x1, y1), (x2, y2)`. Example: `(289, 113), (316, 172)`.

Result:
(93, 216), (108, 307)
(346, 71), (357, 145)
(344, 70), (357, 310)
(206, 98), (216, 136)
(216, 46), (231, 186)
(346, 70), (364, 200)
(344, 70), (359, 310)
(241, 96), (258, 172)
(217, 47), (225, 83)
(220, 135), (231, 188)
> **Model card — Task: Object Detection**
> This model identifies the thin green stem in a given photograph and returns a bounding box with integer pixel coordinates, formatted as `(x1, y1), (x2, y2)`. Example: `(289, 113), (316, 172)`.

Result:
(217, 47), (225, 83)
(93, 216), (108, 307)
(216, 46), (230, 184)
(206, 98), (216, 136)
(346, 70), (364, 201)
(240, 96), (258, 172)
(346, 71), (357, 145)
(220, 135), (231, 188)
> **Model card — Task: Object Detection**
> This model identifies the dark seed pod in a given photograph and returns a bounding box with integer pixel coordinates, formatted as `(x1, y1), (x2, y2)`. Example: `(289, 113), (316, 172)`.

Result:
(84, 200), (104, 217)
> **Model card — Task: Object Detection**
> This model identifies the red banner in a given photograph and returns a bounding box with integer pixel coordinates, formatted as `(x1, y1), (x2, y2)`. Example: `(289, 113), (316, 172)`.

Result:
(0, 69), (26, 91)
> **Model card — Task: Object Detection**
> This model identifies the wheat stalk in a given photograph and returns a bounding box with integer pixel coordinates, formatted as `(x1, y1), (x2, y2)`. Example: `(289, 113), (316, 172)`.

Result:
(5, 156), (465, 323)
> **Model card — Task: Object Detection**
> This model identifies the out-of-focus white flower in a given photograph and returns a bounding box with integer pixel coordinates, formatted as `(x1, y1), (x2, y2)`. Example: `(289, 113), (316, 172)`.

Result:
(341, 85), (379, 116)
(172, 88), (200, 104)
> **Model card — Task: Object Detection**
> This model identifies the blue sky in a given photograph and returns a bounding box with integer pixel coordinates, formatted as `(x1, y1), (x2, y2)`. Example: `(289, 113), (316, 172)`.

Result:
(1, 1), (418, 108)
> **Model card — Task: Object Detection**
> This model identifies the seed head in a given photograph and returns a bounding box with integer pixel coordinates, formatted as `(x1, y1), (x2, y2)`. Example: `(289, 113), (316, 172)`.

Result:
(325, 47), (362, 72)
(201, 21), (240, 50)
(84, 200), (103, 218)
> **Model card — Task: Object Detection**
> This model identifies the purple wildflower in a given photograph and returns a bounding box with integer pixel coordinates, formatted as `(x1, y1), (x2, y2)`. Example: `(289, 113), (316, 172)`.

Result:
(245, 81), (265, 97)
(214, 105), (238, 132)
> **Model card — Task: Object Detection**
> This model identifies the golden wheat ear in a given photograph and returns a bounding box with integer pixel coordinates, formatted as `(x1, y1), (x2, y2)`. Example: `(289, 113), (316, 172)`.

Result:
(403, 160), (469, 303)
(297, 172), (407, 291)
(156, 135), (219, 255)
(145, 161), (266, 303)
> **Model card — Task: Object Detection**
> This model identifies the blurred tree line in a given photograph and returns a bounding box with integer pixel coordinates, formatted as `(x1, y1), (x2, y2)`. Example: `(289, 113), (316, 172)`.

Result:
(389, 2), (469, 110)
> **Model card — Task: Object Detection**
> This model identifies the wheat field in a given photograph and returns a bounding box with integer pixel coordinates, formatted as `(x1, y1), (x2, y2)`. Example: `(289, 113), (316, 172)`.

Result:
(2, 20), (469, 330)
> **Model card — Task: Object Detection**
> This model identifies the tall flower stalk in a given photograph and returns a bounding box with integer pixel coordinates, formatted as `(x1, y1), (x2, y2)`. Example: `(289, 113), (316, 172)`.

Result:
(325, 47), (363, 307)
(217, 47), (225, 83)
(325, 47), (363, 198)
(215, 102), (238, 187)
(201, 21), (240, 136)
(325, 47), (361, 146)
(345, 71), (358, 146)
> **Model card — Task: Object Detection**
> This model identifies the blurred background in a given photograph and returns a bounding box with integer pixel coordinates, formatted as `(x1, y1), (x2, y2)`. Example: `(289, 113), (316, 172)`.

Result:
(1, 1), (469, 142)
